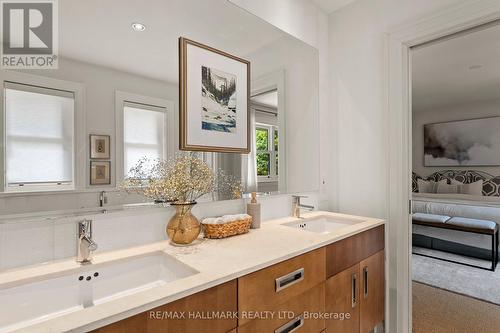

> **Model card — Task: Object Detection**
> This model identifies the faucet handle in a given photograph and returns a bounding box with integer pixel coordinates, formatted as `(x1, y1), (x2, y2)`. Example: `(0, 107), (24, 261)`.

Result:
(292, 195), (308, 203)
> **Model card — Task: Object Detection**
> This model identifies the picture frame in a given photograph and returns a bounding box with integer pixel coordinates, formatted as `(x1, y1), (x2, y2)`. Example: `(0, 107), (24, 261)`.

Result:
(90, 161), (111, 185)
(179, 37), (251, 153)
(424, 116), (500, 167)
(90, 134), (110, 159)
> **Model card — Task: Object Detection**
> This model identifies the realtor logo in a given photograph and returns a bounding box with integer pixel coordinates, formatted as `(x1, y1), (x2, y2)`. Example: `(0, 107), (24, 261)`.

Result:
(1, 0), (58, 68)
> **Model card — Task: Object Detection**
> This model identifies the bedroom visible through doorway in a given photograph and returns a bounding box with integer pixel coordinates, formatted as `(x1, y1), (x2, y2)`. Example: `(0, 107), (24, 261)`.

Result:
(410, 20), (500, 332)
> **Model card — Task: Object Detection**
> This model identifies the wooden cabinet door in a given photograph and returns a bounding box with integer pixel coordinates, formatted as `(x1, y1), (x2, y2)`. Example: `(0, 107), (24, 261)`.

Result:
(325, 264), (360, 333)
(359, 251), (385, 333)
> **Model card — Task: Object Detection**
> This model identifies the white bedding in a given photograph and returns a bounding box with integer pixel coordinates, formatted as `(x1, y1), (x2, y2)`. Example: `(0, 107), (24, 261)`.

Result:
(413, 193), (500, 207)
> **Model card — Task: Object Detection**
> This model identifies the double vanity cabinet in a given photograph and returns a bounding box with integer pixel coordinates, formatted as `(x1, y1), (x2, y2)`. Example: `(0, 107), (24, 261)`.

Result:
(93, 225), (384, 333)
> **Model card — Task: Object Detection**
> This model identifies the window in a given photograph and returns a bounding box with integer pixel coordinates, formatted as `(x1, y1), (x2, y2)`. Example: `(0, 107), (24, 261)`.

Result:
(256, 123), (278, 180)
(123, 102), (167, 177)
(4, 82), (75, 191)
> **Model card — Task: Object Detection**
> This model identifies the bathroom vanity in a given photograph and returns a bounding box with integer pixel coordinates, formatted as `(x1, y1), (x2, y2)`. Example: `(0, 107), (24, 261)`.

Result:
(93, 220), (384, 333)
(0, 211), (384, 333)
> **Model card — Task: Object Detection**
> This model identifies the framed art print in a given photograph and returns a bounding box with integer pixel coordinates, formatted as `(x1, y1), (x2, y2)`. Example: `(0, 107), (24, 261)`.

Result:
(90, 134), (110, 159)
(424, 117), (500, 166)
(90, 161), (111, 185)
(179, 37), (250, 153)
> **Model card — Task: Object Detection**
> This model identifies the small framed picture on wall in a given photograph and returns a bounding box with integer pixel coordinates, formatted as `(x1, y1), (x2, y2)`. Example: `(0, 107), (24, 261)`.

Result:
(90, 161), (111, 185)
(90, 134), (110, 159)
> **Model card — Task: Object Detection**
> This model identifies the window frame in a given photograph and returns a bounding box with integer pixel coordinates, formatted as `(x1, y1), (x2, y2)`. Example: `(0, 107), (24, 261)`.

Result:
(256, 122), (279, 182)
(0, 71), (85, 194)
(115, 91), (175, 183)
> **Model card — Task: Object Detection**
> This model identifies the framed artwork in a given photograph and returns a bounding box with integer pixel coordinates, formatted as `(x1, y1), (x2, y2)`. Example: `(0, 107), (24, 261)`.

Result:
(90, 134), (110, 159)
(90, 161), (111, 185)
(424, 116), (500, 166)
(179, 37), (250, 153)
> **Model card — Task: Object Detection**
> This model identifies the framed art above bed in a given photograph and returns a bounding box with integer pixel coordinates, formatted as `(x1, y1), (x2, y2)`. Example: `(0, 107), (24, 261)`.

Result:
(424, 116), (500, 166)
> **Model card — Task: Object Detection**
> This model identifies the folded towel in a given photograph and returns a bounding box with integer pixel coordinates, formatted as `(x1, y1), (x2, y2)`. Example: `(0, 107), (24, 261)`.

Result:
(202, 214), (251, 224)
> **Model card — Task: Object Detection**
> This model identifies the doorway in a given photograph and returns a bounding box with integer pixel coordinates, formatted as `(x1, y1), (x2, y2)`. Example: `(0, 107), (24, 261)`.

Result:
(387, 2), (500, 333)
(410, 22), (500, 333)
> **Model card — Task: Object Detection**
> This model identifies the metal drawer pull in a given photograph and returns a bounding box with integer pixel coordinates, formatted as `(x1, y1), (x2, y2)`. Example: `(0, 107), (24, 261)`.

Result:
(275, 315), (304, 333)
(363, 266), (369, 298)
(275, 268), (305, 292)
(351, 272), (357, 308)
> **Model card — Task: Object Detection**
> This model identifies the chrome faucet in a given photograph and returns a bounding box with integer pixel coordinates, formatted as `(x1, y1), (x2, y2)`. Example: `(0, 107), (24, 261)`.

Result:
(77, 219), (98, 264)
(292, 195), (314, 218)
(99, 191), (107, 207)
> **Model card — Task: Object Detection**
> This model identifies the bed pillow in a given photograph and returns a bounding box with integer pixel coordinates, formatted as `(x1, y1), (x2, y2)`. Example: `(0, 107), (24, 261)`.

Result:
(436, 183), (459, 194)
(418, 179), (447, 193)
(451, 179), (484, 196)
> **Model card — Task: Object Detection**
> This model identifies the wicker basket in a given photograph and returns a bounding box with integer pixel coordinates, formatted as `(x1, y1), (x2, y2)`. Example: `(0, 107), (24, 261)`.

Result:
(202, 217), (252, 239)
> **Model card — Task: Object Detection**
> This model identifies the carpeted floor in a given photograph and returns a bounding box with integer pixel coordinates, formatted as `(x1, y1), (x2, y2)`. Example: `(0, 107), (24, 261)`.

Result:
(413, 282), (500, 333)
(412, 248), (500, 304)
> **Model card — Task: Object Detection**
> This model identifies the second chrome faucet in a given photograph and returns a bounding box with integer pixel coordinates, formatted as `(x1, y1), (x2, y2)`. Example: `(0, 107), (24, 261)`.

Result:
(291, 195), (315, 218)
(77, 219), (98, 264)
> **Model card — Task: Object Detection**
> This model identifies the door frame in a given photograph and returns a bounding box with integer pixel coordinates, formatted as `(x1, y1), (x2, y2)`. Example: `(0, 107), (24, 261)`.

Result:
(387, 1), (500, 332)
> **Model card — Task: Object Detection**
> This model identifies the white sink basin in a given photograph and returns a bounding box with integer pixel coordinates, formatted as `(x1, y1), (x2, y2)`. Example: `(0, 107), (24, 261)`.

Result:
(0, 252), (197, 333)
(282, 216), (364, 234)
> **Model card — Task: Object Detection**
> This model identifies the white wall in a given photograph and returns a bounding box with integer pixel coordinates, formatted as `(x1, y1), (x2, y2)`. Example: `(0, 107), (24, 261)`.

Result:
(328, 0), (464, 218)
(413, 98), (500, 178)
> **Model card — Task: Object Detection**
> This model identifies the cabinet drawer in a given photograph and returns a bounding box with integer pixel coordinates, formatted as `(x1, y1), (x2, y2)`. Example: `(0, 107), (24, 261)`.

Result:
(238, 248), (326, 326)
(326, 225), (384, 278)
(238, 282), (325, 333)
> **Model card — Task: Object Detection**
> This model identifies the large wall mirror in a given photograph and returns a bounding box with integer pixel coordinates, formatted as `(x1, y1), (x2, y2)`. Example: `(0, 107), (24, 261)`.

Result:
(0, 0), (319, 215)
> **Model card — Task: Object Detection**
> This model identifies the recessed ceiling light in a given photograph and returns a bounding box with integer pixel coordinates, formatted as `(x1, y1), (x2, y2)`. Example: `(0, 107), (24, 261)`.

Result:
(131, 22), (146, 32)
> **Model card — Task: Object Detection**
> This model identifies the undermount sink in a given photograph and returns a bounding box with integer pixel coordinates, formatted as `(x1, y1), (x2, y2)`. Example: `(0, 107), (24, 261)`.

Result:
(282, 215), (364, 234)
(0, 252), (198, 333)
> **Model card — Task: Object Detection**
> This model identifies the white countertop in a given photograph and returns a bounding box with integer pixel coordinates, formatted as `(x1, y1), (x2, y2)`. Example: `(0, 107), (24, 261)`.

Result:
(0, 211), (384, 333)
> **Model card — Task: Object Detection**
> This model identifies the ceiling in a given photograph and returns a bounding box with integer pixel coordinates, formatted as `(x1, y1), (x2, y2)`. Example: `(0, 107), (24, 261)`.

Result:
(59, 0), (285, 83)
(309, 0), (358, 13)
(412, 23), (500, 111)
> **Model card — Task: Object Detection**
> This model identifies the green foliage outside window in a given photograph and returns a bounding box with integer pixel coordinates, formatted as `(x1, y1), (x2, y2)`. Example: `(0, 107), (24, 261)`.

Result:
(257, 152), (270, 176)
(256, 128), (269, 176)
(256, 128), (268, 150)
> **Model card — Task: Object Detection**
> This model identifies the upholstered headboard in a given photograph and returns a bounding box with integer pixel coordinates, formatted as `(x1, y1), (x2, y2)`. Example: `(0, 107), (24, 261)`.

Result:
(412, 170), (500, 196)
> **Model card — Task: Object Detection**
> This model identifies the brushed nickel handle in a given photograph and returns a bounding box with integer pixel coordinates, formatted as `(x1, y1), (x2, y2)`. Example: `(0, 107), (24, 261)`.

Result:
(275, 268), (304, 292)
(363, 266), (369, 299)
(275, 315), (304, 333)
(352, 272), (357, 308)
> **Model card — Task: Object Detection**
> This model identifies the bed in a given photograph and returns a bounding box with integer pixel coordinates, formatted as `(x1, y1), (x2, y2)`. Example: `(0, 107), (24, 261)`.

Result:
(412, 170), (500, 259)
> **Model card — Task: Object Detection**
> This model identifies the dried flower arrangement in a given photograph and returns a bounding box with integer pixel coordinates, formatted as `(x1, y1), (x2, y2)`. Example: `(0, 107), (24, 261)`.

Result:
(163, 153), (215, 203)
(122, 153), (215, 204)
(215, 169), (243, 200)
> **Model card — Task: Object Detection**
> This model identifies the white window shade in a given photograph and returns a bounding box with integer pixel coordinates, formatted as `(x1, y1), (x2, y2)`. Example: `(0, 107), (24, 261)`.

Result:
(5, 83), (75, 188)
(123, 102), (166, 176)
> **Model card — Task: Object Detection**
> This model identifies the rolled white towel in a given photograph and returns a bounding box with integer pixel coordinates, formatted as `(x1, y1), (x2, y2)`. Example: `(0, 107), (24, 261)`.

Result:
(202, 217), (224, 224)
(203, 214), (251, 224)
